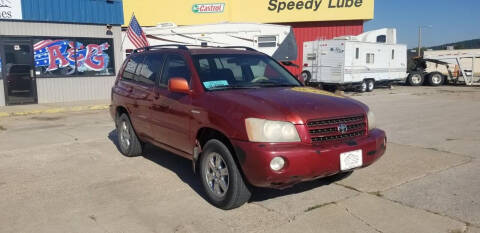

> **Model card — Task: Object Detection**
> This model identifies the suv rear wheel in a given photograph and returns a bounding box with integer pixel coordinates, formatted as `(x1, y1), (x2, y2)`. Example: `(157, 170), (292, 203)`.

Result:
(199, 139), (251, 209)
(116, 113), (143, 157)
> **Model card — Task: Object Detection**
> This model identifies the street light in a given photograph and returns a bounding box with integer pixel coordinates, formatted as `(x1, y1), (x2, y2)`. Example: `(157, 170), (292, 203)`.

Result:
(418, 25), (433, 57)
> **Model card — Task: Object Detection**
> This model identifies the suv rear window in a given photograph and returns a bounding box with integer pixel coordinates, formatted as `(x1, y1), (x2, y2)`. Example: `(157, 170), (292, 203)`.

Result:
(122, 55), (144, 81)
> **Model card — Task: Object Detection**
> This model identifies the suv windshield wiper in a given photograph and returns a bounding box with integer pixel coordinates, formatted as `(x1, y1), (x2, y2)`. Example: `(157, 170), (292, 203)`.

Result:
(249, 81), (299, 87)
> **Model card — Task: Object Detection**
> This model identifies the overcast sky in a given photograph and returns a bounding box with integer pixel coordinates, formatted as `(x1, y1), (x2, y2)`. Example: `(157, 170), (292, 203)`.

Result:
(365, 0), (480, 48)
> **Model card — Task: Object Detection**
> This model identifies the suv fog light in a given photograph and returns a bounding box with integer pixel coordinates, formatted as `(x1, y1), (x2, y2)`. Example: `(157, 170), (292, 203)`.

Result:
(270, 157), (285, 171)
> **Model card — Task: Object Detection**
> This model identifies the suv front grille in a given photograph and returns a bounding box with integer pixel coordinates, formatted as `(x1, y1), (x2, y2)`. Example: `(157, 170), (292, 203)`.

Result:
(307, 115), (366, 144)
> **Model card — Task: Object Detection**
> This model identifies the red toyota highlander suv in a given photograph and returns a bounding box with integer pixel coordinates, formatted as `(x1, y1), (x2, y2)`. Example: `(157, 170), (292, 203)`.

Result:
(110, 45), (386, 209)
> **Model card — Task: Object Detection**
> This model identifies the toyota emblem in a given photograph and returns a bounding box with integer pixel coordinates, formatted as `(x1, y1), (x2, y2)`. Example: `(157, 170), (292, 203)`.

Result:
(338, 124), (348, 134)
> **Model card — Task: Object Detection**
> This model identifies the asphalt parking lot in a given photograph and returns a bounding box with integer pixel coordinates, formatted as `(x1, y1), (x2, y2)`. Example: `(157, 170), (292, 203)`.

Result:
(1, 85), (479, 233)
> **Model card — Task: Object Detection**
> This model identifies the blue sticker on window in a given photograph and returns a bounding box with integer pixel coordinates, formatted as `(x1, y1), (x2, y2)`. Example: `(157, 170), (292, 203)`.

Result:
(203, 80), (229, 89)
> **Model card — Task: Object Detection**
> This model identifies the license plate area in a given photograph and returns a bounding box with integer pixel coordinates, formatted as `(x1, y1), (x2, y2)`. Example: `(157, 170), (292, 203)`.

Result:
(340, 149), (363, 171)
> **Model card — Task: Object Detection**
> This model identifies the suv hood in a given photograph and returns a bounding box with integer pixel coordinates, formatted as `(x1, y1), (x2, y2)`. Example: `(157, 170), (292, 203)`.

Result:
(209, 87), (367, 124)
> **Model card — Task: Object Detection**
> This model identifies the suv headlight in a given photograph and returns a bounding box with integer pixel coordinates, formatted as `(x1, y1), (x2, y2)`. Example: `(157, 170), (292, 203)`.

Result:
(367, 110), (376, 131)
(245, 118), (300, 143)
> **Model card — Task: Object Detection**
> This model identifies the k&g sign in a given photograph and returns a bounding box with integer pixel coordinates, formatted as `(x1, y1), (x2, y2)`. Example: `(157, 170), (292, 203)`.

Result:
(0, 0), (22, 20)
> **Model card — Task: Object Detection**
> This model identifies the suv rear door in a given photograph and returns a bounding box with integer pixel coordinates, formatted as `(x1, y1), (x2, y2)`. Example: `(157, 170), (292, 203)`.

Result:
(115, 54), (153, 139)
(132, 52), (166, 140)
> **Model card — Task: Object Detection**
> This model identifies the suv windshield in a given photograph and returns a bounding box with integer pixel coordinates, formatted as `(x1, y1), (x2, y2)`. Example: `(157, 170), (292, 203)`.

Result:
(192, 54), (301, 91)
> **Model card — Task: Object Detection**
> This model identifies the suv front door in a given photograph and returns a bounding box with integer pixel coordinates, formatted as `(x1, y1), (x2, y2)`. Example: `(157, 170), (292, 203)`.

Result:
(151, 53), (193, 154)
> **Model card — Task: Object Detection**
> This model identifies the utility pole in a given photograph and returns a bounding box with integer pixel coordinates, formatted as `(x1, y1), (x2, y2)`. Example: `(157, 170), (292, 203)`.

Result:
(418, 25), (432, 57)
(418, 26), (422, 57)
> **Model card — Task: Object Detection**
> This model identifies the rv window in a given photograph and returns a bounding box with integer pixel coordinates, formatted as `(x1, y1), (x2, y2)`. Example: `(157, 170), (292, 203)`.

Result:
(392, 49), (395, 59)
(366, 53), (375, 64)
(355, 48), (359, 59)
(376, 35), (386, 43)
(258, 36), (277, 48)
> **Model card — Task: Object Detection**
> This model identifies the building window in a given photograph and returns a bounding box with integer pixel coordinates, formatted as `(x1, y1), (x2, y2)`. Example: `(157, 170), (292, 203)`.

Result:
(355, 48), (359, 59)
(34, 39), (76, 76)
(366, 53), (375, 64)
(74, 38), (115, 76)
(392, 49), (395, 60)
(257, 36), (277, 48)
(33, 37), (115, 77)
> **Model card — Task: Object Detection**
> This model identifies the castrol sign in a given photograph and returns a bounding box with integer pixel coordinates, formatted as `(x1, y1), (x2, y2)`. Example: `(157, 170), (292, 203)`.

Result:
(192, 3), (225, 13)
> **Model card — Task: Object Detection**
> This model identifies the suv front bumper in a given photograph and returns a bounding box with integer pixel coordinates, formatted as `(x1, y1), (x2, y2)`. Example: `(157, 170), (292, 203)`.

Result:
(232, 129), (386, 188)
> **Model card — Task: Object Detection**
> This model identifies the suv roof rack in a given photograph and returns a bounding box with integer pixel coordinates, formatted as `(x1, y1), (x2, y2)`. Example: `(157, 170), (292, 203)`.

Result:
(132, 44), (258, 53)
(133, 44), (188, 53)
(221, 46), (257, 51)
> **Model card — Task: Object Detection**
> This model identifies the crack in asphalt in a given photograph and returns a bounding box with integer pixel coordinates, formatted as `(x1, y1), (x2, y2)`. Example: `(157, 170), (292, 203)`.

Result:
(379, 155), (473, 195)
(344, 206), (384, 233)
(381, 195), (474, 229)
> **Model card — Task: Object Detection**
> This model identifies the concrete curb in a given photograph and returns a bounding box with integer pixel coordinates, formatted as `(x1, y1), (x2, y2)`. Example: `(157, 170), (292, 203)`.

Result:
(0, 104), (109, 118)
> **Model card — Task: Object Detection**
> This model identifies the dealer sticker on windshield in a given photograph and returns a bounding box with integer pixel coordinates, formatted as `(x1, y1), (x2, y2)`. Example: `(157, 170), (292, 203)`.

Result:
(203, 80), (229, 89)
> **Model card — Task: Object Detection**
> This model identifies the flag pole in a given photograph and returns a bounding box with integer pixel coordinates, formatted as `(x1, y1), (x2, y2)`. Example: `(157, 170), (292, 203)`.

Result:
(120, 12), (135, 51)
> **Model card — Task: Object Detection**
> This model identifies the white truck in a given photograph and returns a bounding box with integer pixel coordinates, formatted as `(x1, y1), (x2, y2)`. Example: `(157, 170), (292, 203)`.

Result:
(301, 28), (407, 92)
(122, 22), (298, 63)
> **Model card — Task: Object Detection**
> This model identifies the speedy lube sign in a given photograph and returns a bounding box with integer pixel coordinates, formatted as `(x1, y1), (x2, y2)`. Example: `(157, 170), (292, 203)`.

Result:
(122, 0), (373, 26)
(231, 0), (373, 23)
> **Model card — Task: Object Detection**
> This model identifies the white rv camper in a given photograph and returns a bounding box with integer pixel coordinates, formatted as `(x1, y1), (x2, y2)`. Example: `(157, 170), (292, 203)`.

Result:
(122, 22), (297, 63)
(302, 28), (407, 92)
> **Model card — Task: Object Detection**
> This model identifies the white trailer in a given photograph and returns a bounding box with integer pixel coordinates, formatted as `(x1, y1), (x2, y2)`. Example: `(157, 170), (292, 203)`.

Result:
(122, 22), (297, 63)
(302, 28), (407, 92)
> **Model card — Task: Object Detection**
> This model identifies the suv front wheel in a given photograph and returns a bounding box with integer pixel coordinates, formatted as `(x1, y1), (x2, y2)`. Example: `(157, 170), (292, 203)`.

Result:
(199, 139), (251, 209)
(116, 113), (143, 157)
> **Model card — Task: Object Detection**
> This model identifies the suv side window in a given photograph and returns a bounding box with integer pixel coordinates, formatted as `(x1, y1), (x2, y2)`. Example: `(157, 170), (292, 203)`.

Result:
(136, 53), (165, 86)
(122, 55), (145, 81)
(161, 55), (191, 86)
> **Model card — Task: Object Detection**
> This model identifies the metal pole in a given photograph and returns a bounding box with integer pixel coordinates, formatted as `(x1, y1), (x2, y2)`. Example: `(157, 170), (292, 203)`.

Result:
(120, 12), (135, 51)
(418, 26), (422, 57)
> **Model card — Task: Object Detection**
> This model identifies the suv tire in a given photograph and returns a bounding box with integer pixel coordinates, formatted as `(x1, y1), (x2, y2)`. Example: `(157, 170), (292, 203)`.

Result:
(199, 139), (251, 209)
(116, 113), (143, 157)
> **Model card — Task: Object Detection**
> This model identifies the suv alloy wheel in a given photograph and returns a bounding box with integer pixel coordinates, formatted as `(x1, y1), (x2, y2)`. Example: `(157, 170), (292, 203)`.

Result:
(116, 114), (143, 157)
(199, 139), (251, 209)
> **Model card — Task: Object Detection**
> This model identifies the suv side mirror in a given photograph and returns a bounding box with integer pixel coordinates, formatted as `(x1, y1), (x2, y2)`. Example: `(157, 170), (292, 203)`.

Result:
(168, 77), (191, 94)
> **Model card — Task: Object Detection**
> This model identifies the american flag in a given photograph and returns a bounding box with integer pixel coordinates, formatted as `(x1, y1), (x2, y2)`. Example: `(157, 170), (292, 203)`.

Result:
(127, 14), (149, 49)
